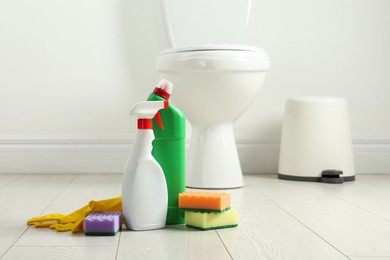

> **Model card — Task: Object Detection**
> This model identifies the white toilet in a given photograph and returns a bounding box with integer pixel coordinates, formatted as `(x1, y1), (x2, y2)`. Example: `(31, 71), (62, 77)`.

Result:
(156, 0), (270, 189)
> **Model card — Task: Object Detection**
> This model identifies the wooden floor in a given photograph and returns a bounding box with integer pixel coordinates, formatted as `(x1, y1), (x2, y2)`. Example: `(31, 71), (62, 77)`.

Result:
(1, 174), (390, 260)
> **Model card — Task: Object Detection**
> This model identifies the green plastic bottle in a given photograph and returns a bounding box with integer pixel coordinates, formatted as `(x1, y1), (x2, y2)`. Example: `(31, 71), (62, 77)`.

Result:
(147, 79), (186, 225)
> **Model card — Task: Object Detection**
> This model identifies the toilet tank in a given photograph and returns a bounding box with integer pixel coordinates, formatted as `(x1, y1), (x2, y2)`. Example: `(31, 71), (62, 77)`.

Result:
(161, 0), (254, 47)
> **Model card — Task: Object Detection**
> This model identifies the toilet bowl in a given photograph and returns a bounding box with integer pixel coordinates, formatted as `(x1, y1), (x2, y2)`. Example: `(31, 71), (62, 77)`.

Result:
(156, 0), (270, 189)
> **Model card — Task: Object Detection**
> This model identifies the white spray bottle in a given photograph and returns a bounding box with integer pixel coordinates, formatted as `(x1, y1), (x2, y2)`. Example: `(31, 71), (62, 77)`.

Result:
(122, 100), (168, 231)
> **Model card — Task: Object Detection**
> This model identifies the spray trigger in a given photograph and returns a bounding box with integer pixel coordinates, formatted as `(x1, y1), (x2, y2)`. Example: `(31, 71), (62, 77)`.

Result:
(155, 111), (164, 129)
(155, 102), (168, 129)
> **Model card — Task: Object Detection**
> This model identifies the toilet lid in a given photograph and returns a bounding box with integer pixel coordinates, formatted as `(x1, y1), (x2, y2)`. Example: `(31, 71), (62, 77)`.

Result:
(159, 44), (265, 55)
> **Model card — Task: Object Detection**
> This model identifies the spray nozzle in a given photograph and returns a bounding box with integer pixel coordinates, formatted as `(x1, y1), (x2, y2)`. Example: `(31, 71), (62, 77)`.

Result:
(130, 101), (169, 130)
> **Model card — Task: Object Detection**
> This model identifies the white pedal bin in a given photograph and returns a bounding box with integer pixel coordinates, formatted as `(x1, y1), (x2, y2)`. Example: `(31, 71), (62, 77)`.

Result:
(278, 97), (355, 183)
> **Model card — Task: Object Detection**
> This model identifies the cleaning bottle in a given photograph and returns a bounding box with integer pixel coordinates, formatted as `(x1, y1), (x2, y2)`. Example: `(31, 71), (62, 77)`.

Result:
(147, 80), (186, 225)
(122, 100), (169, 231)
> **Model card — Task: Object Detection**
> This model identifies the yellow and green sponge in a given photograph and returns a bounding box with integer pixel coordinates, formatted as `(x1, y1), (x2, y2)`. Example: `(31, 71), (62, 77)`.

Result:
(179, 191), (238, 231)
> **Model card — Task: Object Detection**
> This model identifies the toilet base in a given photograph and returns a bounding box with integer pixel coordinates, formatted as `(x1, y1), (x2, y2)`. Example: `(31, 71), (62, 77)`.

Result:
(186, 123), (244, 189)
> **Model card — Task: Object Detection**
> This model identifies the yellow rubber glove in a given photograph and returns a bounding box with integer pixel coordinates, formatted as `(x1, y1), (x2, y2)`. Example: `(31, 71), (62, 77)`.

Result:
(51, 217), (86, 232)
(50, 204), (92, 232)
(27, 213), (66, 228)
(27, 196), (122, 233)
(89, 197), (123, 212)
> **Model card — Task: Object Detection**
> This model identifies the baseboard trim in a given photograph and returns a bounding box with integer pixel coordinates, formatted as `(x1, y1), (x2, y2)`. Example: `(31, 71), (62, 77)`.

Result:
(0, 135), (389, 174)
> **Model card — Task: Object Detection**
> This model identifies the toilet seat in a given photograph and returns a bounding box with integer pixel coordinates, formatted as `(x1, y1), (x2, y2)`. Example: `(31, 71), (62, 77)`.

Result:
(160, 44), (265, 54)
(157, 44), (270, 72)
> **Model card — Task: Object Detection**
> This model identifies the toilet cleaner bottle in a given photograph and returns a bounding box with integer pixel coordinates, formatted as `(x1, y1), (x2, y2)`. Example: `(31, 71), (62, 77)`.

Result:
(122, 100), (169, 231)
(147, 80), (186, 225)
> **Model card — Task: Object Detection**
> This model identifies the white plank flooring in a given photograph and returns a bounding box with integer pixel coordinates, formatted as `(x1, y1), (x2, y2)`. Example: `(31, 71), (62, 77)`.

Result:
(0, 174), (390, 259)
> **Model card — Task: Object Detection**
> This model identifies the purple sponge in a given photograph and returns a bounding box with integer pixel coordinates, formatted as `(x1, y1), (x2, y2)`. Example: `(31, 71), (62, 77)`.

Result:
(84, 212), (122, 236)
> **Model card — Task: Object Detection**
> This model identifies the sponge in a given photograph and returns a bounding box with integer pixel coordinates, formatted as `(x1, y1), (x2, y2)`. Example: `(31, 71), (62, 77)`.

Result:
(179, 192), (230, 212)
(185, 210), (238, 231)
(84, 212), (122, 236)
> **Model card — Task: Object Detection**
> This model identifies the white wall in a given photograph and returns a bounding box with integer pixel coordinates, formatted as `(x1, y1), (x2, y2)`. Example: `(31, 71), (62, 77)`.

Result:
(0, 0), (389, 174)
